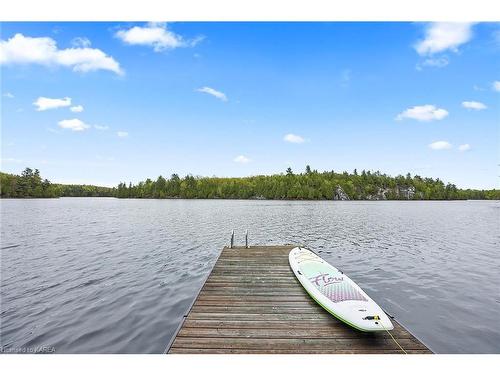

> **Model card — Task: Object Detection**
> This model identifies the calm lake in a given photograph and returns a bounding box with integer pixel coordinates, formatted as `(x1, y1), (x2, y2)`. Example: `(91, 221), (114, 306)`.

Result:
(1, 198), (499, 353)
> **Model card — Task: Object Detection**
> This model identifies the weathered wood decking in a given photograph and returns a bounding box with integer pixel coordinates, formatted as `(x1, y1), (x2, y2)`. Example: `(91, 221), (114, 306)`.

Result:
(167, 245), (431, 354)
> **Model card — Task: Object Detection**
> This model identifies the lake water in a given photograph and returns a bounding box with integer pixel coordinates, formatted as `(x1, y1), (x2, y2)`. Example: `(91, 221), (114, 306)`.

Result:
(1, 198), (499, 354)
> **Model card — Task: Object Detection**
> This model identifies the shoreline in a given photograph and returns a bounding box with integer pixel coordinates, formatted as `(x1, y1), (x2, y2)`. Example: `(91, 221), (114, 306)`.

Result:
(1, 197), (498, 202)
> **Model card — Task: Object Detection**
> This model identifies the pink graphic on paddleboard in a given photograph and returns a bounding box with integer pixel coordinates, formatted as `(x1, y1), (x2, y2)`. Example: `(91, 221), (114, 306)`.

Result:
(309, 273), (367, 303)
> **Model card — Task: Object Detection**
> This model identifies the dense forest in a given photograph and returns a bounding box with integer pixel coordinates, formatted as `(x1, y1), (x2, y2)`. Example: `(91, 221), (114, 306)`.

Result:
(116, 166), (499, 200)
(0, 168), (115, 198)
(1, 166), (498, 200)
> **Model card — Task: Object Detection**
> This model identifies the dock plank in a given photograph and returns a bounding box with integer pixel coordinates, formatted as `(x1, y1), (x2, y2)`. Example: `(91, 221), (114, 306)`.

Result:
(167, 245), (431, 354)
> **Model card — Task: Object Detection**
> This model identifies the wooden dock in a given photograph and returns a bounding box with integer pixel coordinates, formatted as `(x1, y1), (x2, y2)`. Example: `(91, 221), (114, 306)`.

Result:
(167, 245), (431, 354)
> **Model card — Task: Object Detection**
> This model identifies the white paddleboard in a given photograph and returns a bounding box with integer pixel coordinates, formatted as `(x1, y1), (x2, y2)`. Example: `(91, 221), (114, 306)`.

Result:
(289, 247), (393, 332)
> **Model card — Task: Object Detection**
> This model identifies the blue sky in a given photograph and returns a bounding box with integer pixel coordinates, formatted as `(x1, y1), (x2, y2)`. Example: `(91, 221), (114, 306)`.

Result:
(1, 22), (499, 188)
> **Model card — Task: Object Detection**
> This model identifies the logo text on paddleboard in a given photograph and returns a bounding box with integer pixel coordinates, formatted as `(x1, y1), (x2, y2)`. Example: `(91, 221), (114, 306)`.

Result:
(309, 273), (344, 287)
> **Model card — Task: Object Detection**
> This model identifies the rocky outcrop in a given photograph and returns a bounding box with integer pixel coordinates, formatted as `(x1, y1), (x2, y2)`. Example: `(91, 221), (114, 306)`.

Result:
(367, 187), (390, 200)
(362, 186), (419, 200)
(333, 185), (350, 200)
(397, 186), (416, 200)
(333, 185), (421, 201)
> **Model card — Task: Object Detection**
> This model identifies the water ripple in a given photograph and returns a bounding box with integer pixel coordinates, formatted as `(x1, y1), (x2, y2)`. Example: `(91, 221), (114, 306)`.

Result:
(1, 198), (499, 353)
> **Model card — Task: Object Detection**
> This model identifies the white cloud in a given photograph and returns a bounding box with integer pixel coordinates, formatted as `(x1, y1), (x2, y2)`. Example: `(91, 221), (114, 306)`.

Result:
(3, 92), (14, 98)
(415, 23), (474, 56)
(56, 48), (123, 75)
(94, 124), (109, 130)
(58, 118), (90, 131)
(33, 96), (71, 111)
(462, 101), (487, 110)
(429, 141), (452, 150)
(284, 133), (305, 144)
(0, 33), (123, 75)
(115, 23), (203, 52)
(117, 131), (128, 137)
(70, 105), (84, 113)
(71, 37), (91, 48)
(458, 144), (471, 152)
(418, 57), (449, 69)
(396, 105), (449, 122)
(196, 86), (228, 101)
(234, 155), (251, 163)
(493, 81), (500, 92)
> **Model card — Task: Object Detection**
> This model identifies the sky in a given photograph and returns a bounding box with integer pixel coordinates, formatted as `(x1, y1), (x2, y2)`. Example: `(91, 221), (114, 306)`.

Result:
(1, 22), (499, 189)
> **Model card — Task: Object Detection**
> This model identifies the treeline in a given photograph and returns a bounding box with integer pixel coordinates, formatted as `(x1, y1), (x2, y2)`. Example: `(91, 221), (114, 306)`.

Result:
(53, 184), (115, 197)
(0, 168), (115, 198)
(116, 166), (500, 200)
(2, 166), (498, 200)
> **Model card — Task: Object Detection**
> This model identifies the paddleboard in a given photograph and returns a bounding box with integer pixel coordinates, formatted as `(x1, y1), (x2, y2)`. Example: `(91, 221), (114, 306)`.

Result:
(289, 247), (393, 332)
